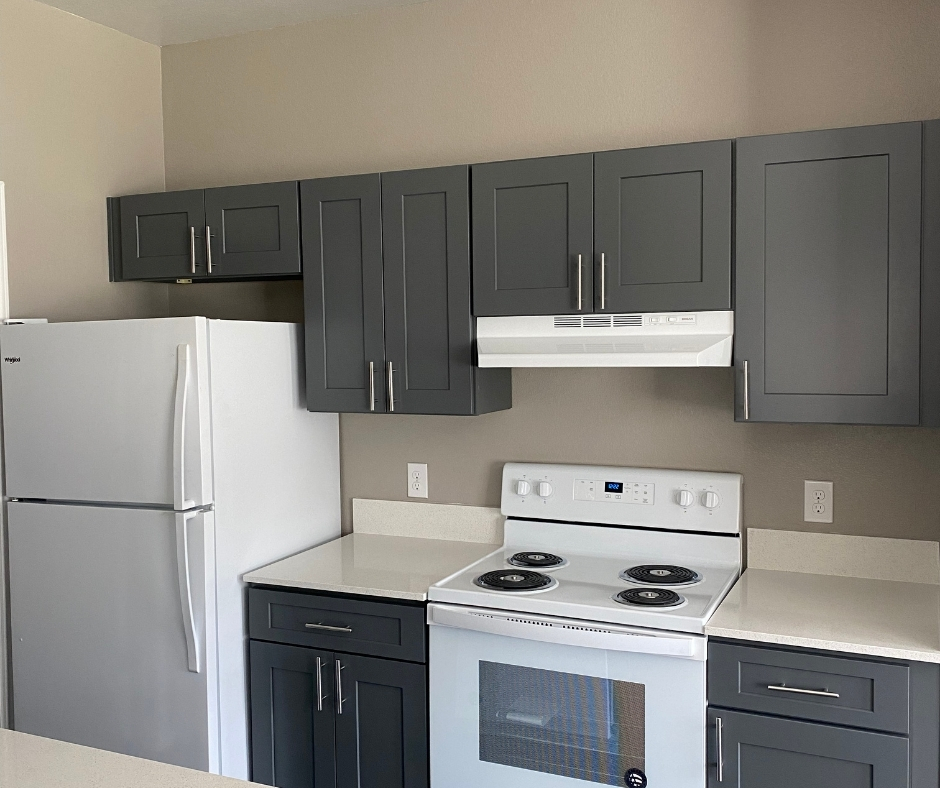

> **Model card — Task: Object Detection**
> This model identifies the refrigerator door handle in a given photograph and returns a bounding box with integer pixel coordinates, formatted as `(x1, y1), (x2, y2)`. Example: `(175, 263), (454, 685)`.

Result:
(175, 510), (201, 673)
(173, 344), (195, 511)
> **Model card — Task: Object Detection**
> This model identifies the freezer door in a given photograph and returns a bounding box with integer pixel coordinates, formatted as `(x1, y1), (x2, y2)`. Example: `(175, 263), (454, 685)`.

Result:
(0, 318), (211, 507)
(7, 502), (219, 771)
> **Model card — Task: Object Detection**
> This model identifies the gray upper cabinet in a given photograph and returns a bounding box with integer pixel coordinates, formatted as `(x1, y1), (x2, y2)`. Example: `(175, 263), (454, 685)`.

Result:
(302, 174), (386, 414)
(112, 190), (206, 280)
(303, 169), (511, 416)
(735, 122), (923, 425)
(594, 140), (732, 313)
(110, 182), (302, 282)
(204, 182), (300, 278)
(472, 154), (594, 316)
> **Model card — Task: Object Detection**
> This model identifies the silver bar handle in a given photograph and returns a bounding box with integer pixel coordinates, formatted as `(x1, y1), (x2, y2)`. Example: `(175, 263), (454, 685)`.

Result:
(600, 253), (606, 310)
(743, 360), (751, 420)
(335, 660), (345, 715)
(767, 684), (840, 699)
(387, 362), (395, 412)
(305, 622), (353, 633)
(205, 226), (213, 274)
(189, 227), (196, 274)
(315, 657), (325, 711)
(368, 361), (375, 412)
(715, 716), (724, 782)
(577, 254), (583, 311)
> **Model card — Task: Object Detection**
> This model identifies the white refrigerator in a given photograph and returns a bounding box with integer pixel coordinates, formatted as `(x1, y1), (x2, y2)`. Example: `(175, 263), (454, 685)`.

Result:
(0, 317), (340, 779)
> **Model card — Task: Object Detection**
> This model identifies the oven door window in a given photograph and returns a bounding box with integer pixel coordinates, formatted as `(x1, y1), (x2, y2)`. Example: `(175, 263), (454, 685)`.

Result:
(479, 661), (645, 786)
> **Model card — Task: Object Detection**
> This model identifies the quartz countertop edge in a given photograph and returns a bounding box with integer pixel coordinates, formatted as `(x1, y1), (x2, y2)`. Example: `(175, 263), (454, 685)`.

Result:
(705, 568), (940, 664)
(0, 729), (263, 788)
(243, 532), (499, 601)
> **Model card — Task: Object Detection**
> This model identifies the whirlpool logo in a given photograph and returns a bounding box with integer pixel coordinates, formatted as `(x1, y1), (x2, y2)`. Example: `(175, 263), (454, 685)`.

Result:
(3, 356), (21, 364)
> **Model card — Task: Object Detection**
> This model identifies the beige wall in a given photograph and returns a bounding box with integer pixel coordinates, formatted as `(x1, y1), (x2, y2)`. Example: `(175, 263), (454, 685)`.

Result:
(0, 0), (167, 321)
(160, 0), (940, 540)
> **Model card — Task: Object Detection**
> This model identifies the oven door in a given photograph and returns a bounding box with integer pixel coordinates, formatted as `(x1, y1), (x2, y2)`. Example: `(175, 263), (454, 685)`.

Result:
(428, 603), (707, 788)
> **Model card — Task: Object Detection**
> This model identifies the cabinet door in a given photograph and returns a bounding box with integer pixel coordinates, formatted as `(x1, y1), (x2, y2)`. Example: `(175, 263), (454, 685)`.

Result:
(594, 140), (731, 313)
(472, 154), (593, 316)
(334, 654), (428, 788)
(249, 641), (336, 788)
(118, 190), (205, 280)
(382, 166), (476, 414)
(301, 174), (386, 413)
(735, 123), (922, 424)
(204, 182), (301, 277)
(709, 709), (909, 788)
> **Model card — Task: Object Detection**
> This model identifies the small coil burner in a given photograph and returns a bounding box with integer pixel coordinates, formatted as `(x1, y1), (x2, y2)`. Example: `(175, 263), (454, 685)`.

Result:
(615, 588), (684, 607)
(621, 565), (701, 586)
(474, 569), (556, 592)
(508, 551), (566, 569)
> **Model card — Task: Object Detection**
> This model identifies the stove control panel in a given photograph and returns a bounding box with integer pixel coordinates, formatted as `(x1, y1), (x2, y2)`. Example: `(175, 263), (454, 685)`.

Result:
(502, 462), (743, 535)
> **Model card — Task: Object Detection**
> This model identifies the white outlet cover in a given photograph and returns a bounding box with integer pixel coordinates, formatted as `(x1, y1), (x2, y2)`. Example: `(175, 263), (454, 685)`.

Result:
(804, 480), (833, 524)
(407, 463), (428, 499)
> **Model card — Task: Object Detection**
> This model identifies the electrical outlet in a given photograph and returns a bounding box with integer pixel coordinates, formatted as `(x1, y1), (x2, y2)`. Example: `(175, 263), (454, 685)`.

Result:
(407, 463), (428, 499)
(804, 480), (833, 523)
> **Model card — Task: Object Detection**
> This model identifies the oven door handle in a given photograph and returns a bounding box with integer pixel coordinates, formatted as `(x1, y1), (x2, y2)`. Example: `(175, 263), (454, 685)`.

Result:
(427, 603), (705, 660)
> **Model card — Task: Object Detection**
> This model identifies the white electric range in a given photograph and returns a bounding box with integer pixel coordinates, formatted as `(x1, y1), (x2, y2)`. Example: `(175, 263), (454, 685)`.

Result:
(427, 462), (743, 788)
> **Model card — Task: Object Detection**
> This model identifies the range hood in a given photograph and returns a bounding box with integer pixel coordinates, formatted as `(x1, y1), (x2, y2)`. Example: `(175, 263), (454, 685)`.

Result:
(476, 311), (733, 368)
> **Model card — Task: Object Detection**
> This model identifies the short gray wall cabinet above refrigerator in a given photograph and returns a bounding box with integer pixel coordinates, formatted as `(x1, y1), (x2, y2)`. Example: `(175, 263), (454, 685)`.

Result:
(301, 166), (512, 416)
(108, 181), (301, 281)
(471, 140), (733, 316)
(248, 588), (428, 788)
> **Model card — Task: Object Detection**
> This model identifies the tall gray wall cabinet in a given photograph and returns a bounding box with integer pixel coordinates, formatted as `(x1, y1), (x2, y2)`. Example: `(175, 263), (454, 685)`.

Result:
(734, 122), (926, 425)
(707, 640), (939, 788)
(472, 141), (732, 316)
(248, 588), (429, 788)
(108, 182), (301, 282)
(301, 166), (512, 416)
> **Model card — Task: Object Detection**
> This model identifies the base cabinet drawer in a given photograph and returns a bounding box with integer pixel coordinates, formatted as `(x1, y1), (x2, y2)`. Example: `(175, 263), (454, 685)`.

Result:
(708, 641), (910, 733)
(708, 709), (909, 788)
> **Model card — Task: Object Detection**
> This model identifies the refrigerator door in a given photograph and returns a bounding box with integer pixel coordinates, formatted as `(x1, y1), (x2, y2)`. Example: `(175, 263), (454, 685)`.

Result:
(7, 502), (219, 771)
(0, 318), (211, 507)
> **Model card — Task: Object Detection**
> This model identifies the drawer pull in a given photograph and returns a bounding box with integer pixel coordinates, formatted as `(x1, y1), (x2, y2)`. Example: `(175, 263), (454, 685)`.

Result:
(767, 684), (840, 699)
(715, 716), (724, 782)
(305, 622), (353, 633)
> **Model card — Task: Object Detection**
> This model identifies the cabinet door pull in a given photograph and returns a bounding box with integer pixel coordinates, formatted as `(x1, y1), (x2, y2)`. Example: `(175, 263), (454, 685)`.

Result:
(715, 716), (724, 783)
(304, 622), (353, 633)
(743, 360), (750, 421)
(335, 659), (345, 715)
(205, 225), (213, 274)
(189, 227), (197, 274)
(577, 254), (583, 311)
(766, 684), (840, 698)
(387, 362), (395, 412)
(599, 253), (607, 310)
(315, 656), (325, 712)
(368, 361), (375, 412)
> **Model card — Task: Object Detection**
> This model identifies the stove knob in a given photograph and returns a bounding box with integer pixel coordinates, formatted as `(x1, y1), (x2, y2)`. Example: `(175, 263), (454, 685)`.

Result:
(676, 489), (695, 508)
(515, 480), (531, 496)
(537, 481), (554, 498)
(702, 491), (721, 509)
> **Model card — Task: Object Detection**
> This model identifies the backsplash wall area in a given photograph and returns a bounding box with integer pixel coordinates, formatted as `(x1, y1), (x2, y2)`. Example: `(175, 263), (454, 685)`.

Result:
(158, 0), (940, 540)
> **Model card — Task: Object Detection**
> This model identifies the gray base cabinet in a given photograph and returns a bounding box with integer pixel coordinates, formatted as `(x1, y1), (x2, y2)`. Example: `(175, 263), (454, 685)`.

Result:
(707, 639), (939, 788)
(109, 182), (301, 282)
(248, 588), (429, 788)
(734, 122), (924, 424)
(302, 166), (511, 416)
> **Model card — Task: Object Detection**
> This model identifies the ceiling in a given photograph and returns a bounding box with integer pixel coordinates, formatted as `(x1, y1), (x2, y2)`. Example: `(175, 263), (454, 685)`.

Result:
(36, 0), (430, 46)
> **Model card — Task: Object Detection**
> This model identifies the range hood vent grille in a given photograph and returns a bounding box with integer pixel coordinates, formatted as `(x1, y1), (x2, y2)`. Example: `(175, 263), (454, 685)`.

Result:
(552, 314), (644, 329)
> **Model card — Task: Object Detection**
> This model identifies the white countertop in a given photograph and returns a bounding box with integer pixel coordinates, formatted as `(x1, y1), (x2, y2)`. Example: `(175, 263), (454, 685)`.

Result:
(0, 729), (259, 788)
(243, 533), (497, 601)
(706, 568), (940, 663)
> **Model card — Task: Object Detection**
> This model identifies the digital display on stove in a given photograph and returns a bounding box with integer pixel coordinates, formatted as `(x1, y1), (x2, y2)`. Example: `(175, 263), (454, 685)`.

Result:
(605, 482), (624, 493)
